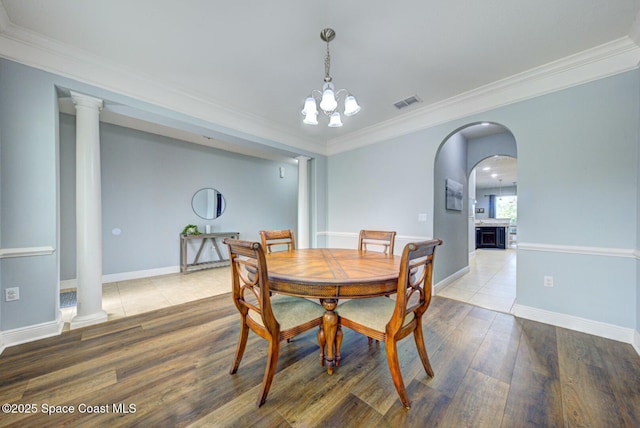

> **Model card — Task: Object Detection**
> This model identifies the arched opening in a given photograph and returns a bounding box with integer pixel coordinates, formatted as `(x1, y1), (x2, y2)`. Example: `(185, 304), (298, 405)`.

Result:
(433, 121), (517, 313)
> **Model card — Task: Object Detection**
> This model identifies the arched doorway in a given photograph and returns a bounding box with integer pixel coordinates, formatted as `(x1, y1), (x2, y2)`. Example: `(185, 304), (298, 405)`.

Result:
(433, 122), (517, 313)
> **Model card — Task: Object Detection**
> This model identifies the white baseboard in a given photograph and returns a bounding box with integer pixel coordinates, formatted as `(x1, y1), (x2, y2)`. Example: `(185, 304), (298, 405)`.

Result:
(61, 265), (181, 289)
(103, 266), (180, 283)
(434, 266), (470, 292)
(512, 303), (639, 355)
(0, 311), (64, 354)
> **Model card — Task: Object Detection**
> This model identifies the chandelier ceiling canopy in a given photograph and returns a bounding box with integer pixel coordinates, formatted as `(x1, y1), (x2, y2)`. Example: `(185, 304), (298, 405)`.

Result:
(301, 28), (360, 128)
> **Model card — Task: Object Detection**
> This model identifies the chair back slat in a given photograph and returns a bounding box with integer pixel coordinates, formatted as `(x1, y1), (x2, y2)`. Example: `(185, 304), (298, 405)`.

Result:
(358, 230), (396, 254)
(259, 229), (296, 253)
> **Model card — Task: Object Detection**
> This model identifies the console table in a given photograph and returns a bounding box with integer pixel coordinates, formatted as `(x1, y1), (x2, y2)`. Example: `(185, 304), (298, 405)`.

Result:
(180, 232), (239, 273)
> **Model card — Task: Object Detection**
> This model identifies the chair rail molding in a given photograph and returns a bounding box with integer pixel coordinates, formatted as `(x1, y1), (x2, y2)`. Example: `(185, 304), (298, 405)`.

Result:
(0, 246), (56, 258)
(518, 242), (637, 259)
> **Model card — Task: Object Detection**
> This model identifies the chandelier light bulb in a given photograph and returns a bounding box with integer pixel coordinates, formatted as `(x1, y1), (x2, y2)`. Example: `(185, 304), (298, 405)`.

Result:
(320, 85), (337, 113)
(344, 95), (361, 116)
(328, 112), (343, 127)
(302, 96), (318, 116)
(303, 110), (319, 125)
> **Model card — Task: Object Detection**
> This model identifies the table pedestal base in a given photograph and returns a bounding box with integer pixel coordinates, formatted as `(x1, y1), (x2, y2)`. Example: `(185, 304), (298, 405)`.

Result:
(318, 299), (343, 374)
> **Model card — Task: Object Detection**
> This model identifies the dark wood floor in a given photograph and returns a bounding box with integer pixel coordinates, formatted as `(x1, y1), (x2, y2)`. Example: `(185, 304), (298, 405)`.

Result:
(1, 294), (639, 427)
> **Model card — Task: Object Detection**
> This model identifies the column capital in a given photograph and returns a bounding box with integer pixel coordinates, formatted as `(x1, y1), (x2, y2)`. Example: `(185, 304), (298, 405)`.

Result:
(296, 155), (311, 163)
(70, 91), (103, 110)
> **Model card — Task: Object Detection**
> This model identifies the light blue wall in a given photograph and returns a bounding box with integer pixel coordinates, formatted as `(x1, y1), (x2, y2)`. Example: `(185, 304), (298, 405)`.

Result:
(0, 59), (60, 329)
(637, 71), (640, 336)
(434, 132), (469, 280)
(310, 156), (328, 248)
(1, 58), (322, 334)
(327, 131), (439, 240)
(510, 72), (638, 328)
(59, 114), (299, 278)
(327, 69), (640, 329)
(1, 55), (638, 339)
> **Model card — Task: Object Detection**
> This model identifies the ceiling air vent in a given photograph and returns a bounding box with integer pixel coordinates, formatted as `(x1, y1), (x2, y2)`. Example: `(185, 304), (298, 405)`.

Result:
(393, 95), (422, 110)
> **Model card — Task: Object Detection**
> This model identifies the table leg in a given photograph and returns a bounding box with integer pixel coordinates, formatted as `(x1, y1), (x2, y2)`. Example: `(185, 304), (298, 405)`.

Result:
(321, 299), (338, 374)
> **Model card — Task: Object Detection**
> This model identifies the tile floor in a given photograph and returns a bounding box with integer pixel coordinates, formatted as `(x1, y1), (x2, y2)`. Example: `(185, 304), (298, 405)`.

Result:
(436, 248), (516, 313)
(61, 247), (517, 330)
(60, 267), (232, 331)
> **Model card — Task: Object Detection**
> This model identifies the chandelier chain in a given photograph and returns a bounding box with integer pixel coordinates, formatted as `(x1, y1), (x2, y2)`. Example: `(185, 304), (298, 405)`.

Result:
(324, 41), (332, 82)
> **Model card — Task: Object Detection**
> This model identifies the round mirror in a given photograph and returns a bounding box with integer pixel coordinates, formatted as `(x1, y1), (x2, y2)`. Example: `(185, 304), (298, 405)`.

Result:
(191, 188), (226, 220)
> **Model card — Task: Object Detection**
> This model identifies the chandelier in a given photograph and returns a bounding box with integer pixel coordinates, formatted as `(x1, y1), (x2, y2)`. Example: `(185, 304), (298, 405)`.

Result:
(301, 28), (360, 127)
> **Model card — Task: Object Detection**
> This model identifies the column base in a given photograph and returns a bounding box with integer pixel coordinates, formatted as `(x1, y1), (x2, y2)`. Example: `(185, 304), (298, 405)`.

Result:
(70, 310), (108, 329)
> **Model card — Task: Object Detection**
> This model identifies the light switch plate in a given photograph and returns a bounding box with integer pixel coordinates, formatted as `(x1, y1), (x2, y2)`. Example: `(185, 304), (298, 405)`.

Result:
(5, 287), (19, 301)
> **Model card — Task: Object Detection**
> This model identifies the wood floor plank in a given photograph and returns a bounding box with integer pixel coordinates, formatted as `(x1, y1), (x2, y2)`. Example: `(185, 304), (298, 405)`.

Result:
(1, 295), (639, 427)
(438, 368), (510, 427)
(304, 393), (386, 428)
(590, 335), (640, 427)
(501, 319), (564, 427)
(381, 381), (451, 427)
(557, 327), (629, 427)
(346, 329), (437, 414)
(470, 312), (522, 383)
(422, 304), (494, 398)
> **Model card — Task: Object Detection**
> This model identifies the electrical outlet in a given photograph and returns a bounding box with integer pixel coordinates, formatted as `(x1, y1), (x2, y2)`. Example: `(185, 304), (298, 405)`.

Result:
(5, 287), (20, 301)
(543, 276), (554, 287)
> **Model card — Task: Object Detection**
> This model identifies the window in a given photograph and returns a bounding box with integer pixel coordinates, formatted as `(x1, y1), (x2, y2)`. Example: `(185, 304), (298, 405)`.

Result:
(496, 195), (517, 223)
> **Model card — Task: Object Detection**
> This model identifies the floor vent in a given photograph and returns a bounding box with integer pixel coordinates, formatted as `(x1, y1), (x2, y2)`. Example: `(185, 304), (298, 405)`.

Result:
(393, 95), (422, 110)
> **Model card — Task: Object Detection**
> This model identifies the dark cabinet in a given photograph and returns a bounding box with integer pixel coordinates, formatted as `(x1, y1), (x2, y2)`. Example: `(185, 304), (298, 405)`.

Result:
(475, 226), (506, 249)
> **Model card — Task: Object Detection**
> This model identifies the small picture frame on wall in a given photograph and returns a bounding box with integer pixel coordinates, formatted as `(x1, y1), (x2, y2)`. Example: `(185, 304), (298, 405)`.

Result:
(476, 208), (485, 213)
(446, 178), (463, 211)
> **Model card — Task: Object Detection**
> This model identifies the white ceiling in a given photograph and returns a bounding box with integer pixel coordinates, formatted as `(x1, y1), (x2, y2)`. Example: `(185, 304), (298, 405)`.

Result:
(2, 0), (640, 158)
(474, 156), (518, 190)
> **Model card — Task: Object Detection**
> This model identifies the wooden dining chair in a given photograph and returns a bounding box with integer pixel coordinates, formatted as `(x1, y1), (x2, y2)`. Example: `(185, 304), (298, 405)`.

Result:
(224, 238), (325, 407)
(358, 230), (396, 254)
(357, 230), (398, 344)
(259, 229), (296, 253)
(337, 239), (443, 409)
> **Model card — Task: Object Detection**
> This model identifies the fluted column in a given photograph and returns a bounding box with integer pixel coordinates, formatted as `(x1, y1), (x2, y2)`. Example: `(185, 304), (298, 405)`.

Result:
(296, 156), (311, 248)
(70, 91), (107, 329)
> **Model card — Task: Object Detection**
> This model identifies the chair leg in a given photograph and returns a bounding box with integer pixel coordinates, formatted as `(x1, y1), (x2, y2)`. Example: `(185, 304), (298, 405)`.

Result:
(230, 321), (249, 374)
(257, 338), (280, 407)
(414, 323), (434, 378)
(386, 339), (411, 409)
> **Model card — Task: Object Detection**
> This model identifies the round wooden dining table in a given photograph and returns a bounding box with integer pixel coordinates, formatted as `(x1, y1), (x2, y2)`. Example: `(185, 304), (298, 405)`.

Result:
(265, 248), (401, 374)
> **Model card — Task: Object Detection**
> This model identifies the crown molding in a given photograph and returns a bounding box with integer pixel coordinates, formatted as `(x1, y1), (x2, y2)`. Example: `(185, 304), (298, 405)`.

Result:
(0, 17), (328, 157)
(326, 37), (640, 155)
(1, 8), (639, 159)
